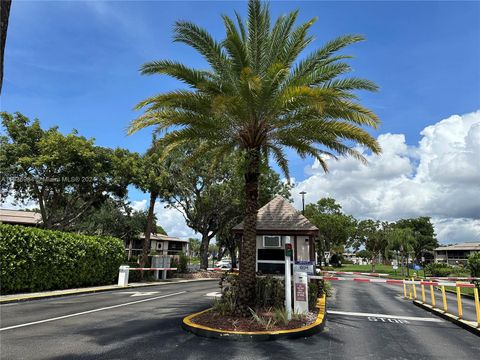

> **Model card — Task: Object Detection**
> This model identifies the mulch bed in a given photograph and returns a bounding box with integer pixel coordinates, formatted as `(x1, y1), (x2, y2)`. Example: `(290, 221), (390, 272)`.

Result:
(191, 308), (318, 332)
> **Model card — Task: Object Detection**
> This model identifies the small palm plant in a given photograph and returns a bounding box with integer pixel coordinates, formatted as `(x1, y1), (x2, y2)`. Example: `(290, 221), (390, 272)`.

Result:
(129, 0), (381, 313)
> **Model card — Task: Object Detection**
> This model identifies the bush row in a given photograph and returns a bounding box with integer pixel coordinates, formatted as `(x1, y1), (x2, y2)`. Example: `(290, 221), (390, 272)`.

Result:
(0, 224), (125, 294)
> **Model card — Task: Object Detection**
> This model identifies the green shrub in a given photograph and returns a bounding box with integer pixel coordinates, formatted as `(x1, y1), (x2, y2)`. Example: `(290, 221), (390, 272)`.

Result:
(178, 252), (188, 273)
(425, 263), (453, 277)
(0, 224), (125, 294)
(467, 253), (480, 278)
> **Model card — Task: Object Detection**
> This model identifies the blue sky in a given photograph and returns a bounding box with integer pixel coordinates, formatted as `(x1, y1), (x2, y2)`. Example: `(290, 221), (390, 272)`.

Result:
(2, 1), (480, 242)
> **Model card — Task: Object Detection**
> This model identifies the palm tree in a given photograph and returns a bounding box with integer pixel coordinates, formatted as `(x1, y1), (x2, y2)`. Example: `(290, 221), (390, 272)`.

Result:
(129, 0), (381, 312)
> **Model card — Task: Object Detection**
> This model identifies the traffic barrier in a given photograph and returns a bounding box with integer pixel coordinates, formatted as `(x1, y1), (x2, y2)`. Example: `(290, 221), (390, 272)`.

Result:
(319, 270), (389, 277)
(426, 277), (480, 281)
(117, 265), (178, 286)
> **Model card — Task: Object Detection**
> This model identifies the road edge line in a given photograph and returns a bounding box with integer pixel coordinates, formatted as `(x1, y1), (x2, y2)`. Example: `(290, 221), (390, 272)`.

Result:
(412, 300), (479, 337)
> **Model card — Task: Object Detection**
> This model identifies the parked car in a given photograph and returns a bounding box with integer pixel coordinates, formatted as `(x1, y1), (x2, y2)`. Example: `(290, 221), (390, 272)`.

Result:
(215, 259), (232, 269)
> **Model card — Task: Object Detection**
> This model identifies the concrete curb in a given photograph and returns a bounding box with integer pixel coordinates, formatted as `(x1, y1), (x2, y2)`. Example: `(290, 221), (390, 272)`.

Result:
(413, 300), (479, 337)
(182, 295), (327, 341)
(0, 278), (218, 304)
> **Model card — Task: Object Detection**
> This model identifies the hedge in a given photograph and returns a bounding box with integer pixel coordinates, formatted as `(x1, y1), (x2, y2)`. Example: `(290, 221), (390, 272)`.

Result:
(0, 224), (125, 294)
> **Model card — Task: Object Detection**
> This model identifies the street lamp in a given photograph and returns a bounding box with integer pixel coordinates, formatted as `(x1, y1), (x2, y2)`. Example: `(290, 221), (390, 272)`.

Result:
(299, 191), (306, 215)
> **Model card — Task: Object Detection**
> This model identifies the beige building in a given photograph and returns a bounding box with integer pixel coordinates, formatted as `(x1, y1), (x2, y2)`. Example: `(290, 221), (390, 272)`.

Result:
(0, 209), (42, 226)
(434, 242), (480, 265)
(126, 233), (188, 260)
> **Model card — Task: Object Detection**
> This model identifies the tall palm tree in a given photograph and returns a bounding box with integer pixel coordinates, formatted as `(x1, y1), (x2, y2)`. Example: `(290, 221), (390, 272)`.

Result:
(129, 0), (381, 312)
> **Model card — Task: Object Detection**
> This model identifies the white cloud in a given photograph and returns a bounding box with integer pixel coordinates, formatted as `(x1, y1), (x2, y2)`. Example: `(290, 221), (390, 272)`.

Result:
(295, 110), (480, 245)
(132, 200), (199, 239)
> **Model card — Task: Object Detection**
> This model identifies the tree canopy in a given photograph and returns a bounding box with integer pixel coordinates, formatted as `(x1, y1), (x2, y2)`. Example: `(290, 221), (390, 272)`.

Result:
(0, 112), (136, 230)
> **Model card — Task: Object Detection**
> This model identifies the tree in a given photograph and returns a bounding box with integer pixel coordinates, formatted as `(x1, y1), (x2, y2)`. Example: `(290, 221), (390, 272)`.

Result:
(188, 238), (201, 258)
(386, 227), (416, 277)
(0, 112), (134, 230)
(395, 217), (438, 263)
(354, 220), (390, 272)
(131, 140), (169, 271)
(467, 253), (480, 278)
(128, 0), (381, 311)
(160, 146), (240, 270)
(304, 198), (356, 265)
(0, 0), (11, 93)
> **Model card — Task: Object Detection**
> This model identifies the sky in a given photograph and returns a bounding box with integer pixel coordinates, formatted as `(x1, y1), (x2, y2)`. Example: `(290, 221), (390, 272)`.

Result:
(1, 1), (479, 244)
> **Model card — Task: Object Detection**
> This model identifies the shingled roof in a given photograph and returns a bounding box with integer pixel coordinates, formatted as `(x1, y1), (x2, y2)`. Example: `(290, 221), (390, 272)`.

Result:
(232, 196), (318, 234)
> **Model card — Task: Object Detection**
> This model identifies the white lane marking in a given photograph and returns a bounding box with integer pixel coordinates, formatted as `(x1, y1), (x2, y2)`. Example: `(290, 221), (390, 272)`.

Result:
(0, 291), (186, 332)
(205, 292), (221, 298)
(328, 310), (443, 322)
(117, 291), (159, 297)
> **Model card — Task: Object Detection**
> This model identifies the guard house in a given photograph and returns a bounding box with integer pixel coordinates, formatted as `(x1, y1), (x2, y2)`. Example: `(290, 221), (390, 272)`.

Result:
(233, 196), (319, 274)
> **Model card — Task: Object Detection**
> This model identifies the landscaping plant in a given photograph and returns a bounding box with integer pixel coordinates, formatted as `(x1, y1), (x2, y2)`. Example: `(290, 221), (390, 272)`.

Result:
(0, 224), (125, 294)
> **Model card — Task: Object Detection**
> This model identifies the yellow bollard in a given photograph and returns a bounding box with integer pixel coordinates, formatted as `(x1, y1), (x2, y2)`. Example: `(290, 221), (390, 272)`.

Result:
(430, 285), (436, 308)
(456, 284), (463, 319)
(441, 285), (448, 313)
(474, 287), (480, 328)
(403, 281), (407, 299)
(412, 278), (417, 299)
(421, 284), (426, 303)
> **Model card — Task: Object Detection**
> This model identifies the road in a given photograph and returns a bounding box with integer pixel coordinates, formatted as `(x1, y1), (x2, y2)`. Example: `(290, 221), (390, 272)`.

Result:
(0, 279), (478, 359)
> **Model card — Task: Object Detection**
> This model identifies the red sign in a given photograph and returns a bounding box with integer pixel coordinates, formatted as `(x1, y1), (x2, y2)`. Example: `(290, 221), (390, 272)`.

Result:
(295, 283), (306, 302)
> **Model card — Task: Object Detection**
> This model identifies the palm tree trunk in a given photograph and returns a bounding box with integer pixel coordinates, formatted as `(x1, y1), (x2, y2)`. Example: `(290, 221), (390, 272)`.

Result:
(237, 149), (260, 314)
(140, 191), (158, 279)
(0, 0), (12, 94)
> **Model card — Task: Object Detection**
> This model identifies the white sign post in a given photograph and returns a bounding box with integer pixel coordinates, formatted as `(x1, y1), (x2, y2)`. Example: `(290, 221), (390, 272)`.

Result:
(293, 271), (309, 314)
(285, 236), (292, 321)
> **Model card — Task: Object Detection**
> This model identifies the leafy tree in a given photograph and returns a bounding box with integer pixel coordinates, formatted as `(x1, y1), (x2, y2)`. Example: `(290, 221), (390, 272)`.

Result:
(467, 253), (480, 278)
(354, 220), (390, 272)
(128, 0), (381, 311)
(131, 140), (169, 270)
(188, 238), (201, 258)
(304, 198), (356, 265)
(160, 146), (240, 269)
(356, 249), (371, 262)
(386, 227), (416, 277)
(0, 112), (134, 230)
(395, 217), (438, 263)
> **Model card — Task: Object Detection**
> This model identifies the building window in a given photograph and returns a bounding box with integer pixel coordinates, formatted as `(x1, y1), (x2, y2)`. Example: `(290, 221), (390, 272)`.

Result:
(263, 236), (281, 248)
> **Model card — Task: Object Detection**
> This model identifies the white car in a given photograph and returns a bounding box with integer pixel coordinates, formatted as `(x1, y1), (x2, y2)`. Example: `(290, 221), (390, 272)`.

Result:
(215, 259), (232, 269)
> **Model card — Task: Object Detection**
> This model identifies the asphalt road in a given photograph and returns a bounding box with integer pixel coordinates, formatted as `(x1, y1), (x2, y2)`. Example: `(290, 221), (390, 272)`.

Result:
(1, 279), (478, 360)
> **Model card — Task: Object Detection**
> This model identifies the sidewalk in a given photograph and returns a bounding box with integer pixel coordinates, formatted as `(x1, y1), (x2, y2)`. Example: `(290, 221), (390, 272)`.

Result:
(0, 278), (217, 304)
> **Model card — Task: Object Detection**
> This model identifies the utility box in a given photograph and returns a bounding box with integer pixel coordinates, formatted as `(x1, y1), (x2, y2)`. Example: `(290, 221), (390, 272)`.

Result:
(118, 265), (130, 287)
(293, 271), (309, 314)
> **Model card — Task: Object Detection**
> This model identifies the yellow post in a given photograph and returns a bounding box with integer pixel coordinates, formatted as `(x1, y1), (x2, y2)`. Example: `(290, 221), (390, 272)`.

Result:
(474, 287), (480, 328)
(412, 278), (417, 299)
(441, 285), (448, 313)
(409, 290), (412, 300)
(421, 284), (426, 303)
(403, 281), (407, 299)
(456, 284), (463, 319)
(430, 285), (435, 308)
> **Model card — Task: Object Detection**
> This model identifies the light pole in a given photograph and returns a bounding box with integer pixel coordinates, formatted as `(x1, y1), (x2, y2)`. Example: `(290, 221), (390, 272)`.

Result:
(300, 191), (306, 215)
